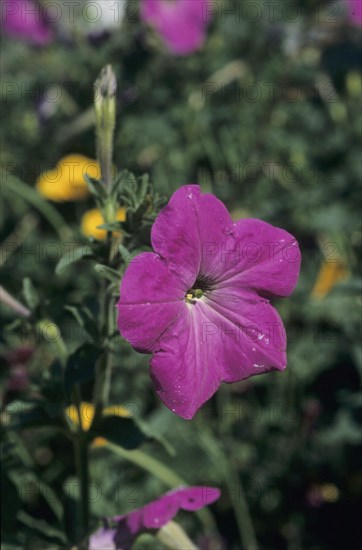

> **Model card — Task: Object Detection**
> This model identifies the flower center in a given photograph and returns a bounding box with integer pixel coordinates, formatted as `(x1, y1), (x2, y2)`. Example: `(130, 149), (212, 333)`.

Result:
(185, 278), (212, 303)
(186, 288), (204, 301)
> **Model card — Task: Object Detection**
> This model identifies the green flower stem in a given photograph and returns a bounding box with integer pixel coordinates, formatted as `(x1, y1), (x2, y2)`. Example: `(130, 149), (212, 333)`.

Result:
(92, 65), (117, 423)
(199, 428), (259, 550)
(102, 285), (115, 404)
(93, 233), (114, 424)
(224, 457), (258, 550)
(65, 65), (117, 549)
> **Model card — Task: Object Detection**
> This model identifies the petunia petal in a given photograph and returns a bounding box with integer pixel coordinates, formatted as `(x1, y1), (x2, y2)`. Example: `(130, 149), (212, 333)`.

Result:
(109, 486), (220, 548)
(151, 185), (233, 287)
(141, 0), (211, 55)
(204, 288), (287, 379)
(118, 252), (186, 352)
(179, 486), (221, 511)
(150, 290), (286, 419)
(216, 218), (301, 298)
(118, 486), (220, 532)
(3, 0), (53, 45)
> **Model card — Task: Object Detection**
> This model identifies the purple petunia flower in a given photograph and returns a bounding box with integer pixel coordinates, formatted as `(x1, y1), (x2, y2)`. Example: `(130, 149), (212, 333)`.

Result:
(89, 486), (221, 549)
(140, 0), (212, 56)
(1, 0), (53, 45)
(118, 185), (301, 419)
(347, 0), (362, 26)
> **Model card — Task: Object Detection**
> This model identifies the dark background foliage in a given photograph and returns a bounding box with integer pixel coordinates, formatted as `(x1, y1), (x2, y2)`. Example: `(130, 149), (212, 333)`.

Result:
(1, 1), (361, 549)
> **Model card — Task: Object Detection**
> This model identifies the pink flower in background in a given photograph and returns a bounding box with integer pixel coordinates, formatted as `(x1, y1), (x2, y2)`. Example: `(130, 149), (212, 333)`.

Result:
(140, 0), (212, 55)
(347, 0), (362, 26)
(118, 185), (301, 419)
(1, 0), (53, 45)
(1, 346), (32, 403)
(89, 486), (221, 549)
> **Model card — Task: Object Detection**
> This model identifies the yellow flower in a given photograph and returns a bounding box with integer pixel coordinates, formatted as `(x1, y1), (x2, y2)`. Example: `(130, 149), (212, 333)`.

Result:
(81, 208), (126, 240)
(65, 402), (130, 447)
(311, 260), (349, 299)
(36, 154), (101, 202)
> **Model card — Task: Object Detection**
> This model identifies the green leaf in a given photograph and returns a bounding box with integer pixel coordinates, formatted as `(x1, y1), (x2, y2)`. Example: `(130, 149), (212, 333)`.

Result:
(132, 533), (162, 550)
(64, 344), (101, 394)
(94, 264), (121, 283)
(1, 540), (24, 550)
(316, 411), (362, 447)
(17, 511), (67, 544)
(6, 400), (63, 430)
(2, 173), (71, 240)
(155, 521), (198, 550)
(64, 305), (99, 343)
(118, 245), (143, 265)
(55, 246), (95, 275)
(22, 277), (40, 310)
(139, 174), (151, 202)
(84, 174), (108, 207)
(1, 470), (21, 535)
(91, 416), (148, 450)
(97, 221), (124, 232)
(136, 417), (175, 456)
(8, 470), (64, 523)
(111, 169), (137, 199)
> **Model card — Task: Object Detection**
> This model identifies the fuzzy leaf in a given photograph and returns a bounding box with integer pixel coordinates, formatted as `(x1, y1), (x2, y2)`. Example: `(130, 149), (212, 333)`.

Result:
(55, 246), (95, 275)
(22, 278), (40, 310)
(91, 416), (148, 450)
(94, 264), (121, 283)
(84, 174), (108, 206)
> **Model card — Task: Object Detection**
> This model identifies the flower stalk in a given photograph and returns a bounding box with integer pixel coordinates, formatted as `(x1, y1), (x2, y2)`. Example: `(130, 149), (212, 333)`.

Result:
(94, 65), (117, 191)
(72, 66), (118, 549)
(92, 66), (118, 424)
